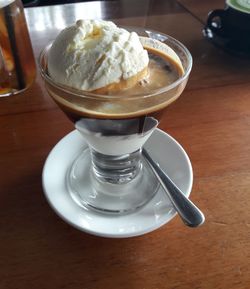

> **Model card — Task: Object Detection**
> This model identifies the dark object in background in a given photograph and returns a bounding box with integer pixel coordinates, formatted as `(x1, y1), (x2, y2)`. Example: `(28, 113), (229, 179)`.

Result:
(203, 0), (250, 57)
(22, 0), (40, 6)
(22, 0), (108, 7)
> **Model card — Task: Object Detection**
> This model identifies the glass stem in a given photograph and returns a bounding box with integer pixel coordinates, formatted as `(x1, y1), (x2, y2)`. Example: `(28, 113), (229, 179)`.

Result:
(90, 148), (142, 184)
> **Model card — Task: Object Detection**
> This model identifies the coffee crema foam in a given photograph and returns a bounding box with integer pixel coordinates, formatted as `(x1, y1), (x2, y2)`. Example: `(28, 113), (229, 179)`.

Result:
(46, 37), (186, 119)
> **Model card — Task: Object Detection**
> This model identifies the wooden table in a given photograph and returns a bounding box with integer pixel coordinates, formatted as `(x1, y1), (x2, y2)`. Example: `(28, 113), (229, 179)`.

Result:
(1, 1), (249, 288)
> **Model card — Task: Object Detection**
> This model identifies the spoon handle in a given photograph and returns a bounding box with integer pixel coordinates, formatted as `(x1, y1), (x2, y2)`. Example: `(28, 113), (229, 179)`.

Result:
(142, 149), (205, 227)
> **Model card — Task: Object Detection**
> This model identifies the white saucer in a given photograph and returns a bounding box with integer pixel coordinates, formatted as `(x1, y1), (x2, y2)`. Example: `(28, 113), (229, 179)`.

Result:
(42, 129), (193, 238)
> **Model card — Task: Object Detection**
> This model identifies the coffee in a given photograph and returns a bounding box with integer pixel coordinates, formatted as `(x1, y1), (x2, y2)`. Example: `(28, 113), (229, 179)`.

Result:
(0, 0), (36, 96)
(45, 46), (184, 121)
(227, 0), (250, 13)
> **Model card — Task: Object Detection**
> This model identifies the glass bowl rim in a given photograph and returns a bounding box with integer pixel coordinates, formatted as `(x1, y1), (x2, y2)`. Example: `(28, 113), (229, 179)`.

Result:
(38, 27), (192, 101)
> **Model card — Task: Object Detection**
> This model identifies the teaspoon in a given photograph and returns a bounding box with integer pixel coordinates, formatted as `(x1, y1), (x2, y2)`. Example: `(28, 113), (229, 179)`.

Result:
(142, 148), (205, 227)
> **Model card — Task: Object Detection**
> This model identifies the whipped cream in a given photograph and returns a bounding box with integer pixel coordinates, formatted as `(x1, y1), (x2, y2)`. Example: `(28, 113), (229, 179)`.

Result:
(48, 19), (149, 91)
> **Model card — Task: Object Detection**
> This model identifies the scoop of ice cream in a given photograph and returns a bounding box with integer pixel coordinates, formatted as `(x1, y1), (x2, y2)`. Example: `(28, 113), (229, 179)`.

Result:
(48, 19), (149, 92)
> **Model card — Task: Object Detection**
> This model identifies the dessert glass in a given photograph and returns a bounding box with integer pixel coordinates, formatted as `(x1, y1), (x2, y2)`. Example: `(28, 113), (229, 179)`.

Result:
(39, 28), (192, 214)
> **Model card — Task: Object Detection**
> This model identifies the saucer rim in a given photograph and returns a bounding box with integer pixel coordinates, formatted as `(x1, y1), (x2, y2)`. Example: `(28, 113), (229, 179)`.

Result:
(42, 129), (193, 238)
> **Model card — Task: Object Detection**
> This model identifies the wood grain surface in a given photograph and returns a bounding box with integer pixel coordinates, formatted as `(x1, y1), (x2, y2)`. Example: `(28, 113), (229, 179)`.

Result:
(0, 1), (249, 289)
(177, 0), (225, 23)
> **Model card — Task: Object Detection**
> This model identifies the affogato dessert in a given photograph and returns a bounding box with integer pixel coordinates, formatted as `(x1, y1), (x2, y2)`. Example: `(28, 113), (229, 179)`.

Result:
(39, 20), (191, 213)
